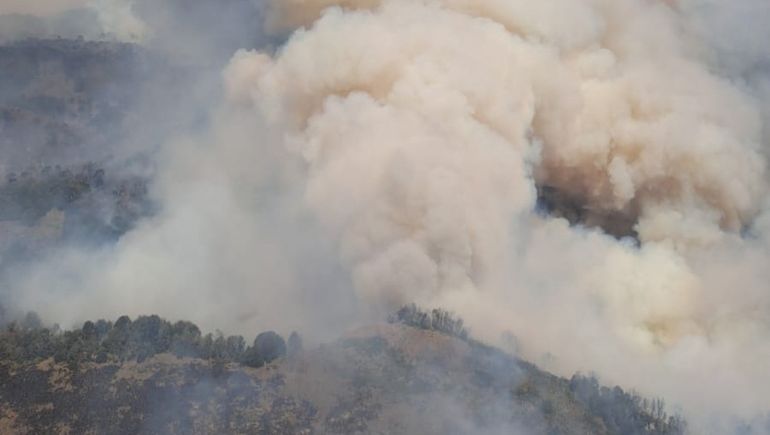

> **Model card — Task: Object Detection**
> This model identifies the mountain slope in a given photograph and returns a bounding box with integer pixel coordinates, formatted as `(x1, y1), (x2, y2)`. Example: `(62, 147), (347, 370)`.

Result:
(0, 320), (684, 435)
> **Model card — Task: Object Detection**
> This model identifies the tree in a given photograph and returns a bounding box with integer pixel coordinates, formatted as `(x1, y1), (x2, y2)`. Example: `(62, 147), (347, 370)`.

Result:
(170, 321), (202, 357)
(224, 335), (245, 360)
(241, 331), (286, 368)
(82, 321), (98, 340)
(288, 331), (302, 358)
(21, 312), (42, 330)
(103, 315), (131, 358)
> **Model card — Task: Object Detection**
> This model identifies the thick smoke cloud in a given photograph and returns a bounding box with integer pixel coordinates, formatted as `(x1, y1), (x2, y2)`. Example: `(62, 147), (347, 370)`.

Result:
(218, 4), (770, 431)
(3, 0), (770, 433)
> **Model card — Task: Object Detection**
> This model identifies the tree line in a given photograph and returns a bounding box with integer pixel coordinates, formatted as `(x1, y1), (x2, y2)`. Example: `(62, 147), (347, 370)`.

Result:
(388, 304), (469, 340)
(0, 312), (301, 370)
(569, 373), (687, 435)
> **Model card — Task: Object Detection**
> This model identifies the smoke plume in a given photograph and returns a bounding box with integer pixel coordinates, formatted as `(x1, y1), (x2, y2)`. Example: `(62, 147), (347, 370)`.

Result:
(3, 0), (770, 433)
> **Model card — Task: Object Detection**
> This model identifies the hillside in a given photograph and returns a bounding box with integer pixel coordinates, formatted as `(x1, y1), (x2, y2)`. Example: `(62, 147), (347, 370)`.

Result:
(0, 38), (154, 270)
(0, 38), (146, 168)
(0, 312), (685, 434)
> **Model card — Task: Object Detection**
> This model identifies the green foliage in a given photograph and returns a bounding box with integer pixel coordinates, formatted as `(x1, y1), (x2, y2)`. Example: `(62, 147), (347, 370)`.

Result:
(388, 304), (469, 340)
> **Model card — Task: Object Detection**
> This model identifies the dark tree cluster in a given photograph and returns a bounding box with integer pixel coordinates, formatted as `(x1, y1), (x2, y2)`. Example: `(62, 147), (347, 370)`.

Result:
(0, 313), (292, 370)
(1, 163), (104, 220)
(388, 304), (469, 340)
(569, 373), (687, 435)
(0, 162), (151, 243)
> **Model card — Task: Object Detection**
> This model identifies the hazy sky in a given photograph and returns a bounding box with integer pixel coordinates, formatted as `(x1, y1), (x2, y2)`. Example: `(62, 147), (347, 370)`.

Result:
(0, 0), (91, 16)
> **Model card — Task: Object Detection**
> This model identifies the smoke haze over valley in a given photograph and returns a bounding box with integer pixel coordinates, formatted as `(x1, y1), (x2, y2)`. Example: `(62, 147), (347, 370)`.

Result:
(1, 0), (769, 433)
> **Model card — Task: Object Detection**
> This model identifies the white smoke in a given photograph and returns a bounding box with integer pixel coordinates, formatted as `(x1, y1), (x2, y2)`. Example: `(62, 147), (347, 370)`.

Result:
(90, 0), (147, 41)
(224, 0), (770, 430)
(7, 0), (770, 432)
